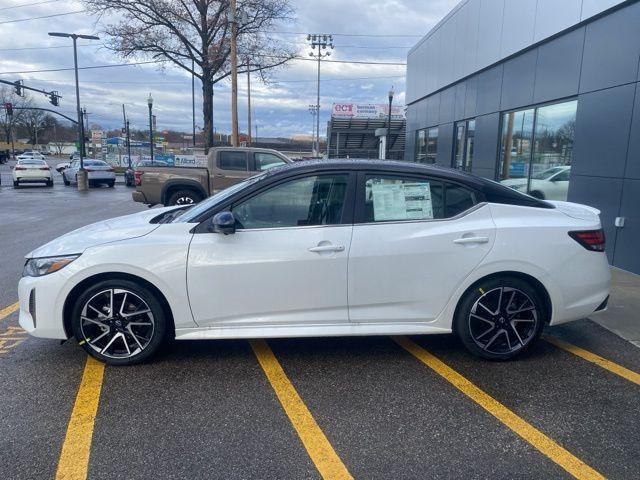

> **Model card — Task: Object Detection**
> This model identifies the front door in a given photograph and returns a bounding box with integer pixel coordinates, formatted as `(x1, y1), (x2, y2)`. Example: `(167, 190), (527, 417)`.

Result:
(187, 172), (354, 327)
(348, 173), (496, 325)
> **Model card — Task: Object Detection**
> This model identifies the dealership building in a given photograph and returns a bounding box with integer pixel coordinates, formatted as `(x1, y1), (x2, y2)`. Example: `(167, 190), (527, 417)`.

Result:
(404, 0), (640, 274)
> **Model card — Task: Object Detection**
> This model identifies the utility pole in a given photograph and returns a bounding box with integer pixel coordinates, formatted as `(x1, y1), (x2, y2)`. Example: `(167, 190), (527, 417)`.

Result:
(229, 0), (239, 147)
(308, 34), (333, 158)
(191, 59), (196, 148)
(246, 58), (252, 146)
(387, 86), (394, 159)
(308, 105), (318, 155)
(122, 104), (132, 169)
(148, 93), (154, 164)
(82, 107), (89, 157)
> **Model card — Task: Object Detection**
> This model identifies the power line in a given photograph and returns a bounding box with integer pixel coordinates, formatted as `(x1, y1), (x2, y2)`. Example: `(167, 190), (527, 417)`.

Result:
(0, 0), (61, 11)
(0, 10), (85, 25)
(0, 55), (404, 76)
(0, 43), (97, 52)
(270, 31), (422, 38)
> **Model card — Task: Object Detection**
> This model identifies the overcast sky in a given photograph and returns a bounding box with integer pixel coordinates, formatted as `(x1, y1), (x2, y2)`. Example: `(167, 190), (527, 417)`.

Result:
(0, 0), (457, 138)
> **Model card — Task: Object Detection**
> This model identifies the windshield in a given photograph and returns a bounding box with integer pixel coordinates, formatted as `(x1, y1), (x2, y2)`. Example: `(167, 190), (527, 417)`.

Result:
(173, 173), (267, 223)
(532, 166), (566, 180)
(19, 159), (45, 165)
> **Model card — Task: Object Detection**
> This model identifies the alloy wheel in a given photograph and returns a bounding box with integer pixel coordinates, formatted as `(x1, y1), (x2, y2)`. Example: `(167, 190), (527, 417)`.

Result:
(79, 288), (155, 359)
(468, 286), (538, 355)
(175, 196), (195, 205)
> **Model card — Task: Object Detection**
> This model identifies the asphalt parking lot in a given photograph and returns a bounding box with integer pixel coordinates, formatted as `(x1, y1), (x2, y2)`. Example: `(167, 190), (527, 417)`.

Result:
(1, 158), (639, 479)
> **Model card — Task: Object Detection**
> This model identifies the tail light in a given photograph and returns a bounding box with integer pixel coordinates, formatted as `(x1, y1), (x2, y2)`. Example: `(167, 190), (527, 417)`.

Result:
(569, 229), (605, 252)
(134, 170), (143, 186)
(14, 166), (26, 170)
(39, 166), (50, 170)
(106, 167), (114, 172)
(85, 168), (94, 172)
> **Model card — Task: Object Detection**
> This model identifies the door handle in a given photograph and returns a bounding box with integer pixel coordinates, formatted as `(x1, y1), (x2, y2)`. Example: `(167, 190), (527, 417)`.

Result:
(308, 244), (345, 253)
(453, 236), (489, 245)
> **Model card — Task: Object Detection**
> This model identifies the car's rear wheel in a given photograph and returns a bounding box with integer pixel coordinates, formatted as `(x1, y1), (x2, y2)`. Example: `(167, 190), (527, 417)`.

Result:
(167, 189), (202, 206)
(454, 276), (545, 360)
(71, 279), (167, 365)
(13, 180), (19, 188)
(46, 179), (53, 187)
(108, 180), (115, 188)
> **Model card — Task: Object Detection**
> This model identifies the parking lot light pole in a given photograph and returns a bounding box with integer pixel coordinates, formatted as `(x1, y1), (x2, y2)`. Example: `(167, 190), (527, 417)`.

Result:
(48, 31), (99, 191)
(148, 93), (154, 165)
(387, 86), (394, 159)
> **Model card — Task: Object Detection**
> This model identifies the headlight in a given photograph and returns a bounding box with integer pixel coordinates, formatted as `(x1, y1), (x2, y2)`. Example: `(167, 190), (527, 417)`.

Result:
(22, 255), (80, 277)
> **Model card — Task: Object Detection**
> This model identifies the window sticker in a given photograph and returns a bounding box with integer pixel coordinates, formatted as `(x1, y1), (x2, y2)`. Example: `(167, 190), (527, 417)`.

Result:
(371, 181), (433, 221)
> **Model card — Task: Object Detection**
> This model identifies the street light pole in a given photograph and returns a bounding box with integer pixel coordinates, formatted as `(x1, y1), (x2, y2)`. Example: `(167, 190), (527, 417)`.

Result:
(308, 34), (333, 158)
(308, 104), (317, 155)
(48, 31), (99, 191)
(148, 93), (154, 164)
(387, 86), (394, 159)
(229, 0), (239, 147)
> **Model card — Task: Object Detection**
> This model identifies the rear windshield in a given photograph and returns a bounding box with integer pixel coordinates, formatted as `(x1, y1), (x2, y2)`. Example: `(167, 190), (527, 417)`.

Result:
(85, 160), (107, 166)
(19, 159), (45, 165)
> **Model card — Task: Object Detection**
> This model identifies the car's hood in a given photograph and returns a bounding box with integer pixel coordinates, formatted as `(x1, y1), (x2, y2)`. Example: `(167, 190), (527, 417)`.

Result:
(26, 206), (182, 258)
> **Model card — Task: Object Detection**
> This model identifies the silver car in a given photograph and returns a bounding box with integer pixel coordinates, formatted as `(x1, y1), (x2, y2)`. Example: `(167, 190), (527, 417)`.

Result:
(62, 159), (116, 188)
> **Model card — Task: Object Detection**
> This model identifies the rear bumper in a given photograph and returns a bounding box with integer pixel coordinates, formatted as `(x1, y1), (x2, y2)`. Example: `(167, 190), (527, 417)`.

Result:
(87, 172), (116, 182)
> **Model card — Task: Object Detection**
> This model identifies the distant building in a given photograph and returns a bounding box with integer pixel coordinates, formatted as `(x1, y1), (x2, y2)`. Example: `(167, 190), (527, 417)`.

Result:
(405, 0), (640, 274)
(326, 103), (406, 160)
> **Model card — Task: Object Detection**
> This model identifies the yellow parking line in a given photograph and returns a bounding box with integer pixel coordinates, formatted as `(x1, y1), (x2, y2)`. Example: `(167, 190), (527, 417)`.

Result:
(0, 301), (19, 321)
(392, 336), (604, 480)
(544, 335), (640, 386)
(249, 339), (352, 480)
(55, 356), (105, 480)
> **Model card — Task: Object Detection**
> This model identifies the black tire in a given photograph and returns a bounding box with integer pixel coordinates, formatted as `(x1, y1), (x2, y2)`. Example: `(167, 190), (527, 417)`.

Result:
(454, 276), (546, 360)
(46, 180), (54, 187)
(63, 174), (70, 186)
(108, 181), (115, 188)
(71, 279), (168, 365)
(13, 180), (19, 188)
(167, 189), (202, 206)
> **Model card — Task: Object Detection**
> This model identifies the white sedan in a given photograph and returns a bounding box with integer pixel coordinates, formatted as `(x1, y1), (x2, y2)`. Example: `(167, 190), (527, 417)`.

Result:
(62, 158), (116, 187)
(13, 158), (53, 187)
(18, 160), (610, 365)
(16, 151), (46, 162)
(501, 166), (571, 201)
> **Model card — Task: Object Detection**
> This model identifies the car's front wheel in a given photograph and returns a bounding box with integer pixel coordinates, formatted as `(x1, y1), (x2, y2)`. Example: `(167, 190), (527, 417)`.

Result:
(454, 276), (545, 360)
(71, 279), (167, 365)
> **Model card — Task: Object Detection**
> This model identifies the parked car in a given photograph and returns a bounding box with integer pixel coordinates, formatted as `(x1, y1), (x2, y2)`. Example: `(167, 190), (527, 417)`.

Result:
(18, 159), (610, 365)
(13, 158), (53, 187)
(501, 166), (570, 201)
(132, 147), (291, 206)
(62, 159), (116, 187)
(55, 162), (70, 173)
(16, 151), (46, 162)
(124, 159), (169, 187)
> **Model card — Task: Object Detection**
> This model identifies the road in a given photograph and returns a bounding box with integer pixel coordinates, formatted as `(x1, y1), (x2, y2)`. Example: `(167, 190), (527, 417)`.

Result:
(1, 158), (639, 479)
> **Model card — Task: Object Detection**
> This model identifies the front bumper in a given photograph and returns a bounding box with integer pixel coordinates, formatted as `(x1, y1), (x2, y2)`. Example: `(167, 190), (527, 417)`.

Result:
(18, 275), (68, 339)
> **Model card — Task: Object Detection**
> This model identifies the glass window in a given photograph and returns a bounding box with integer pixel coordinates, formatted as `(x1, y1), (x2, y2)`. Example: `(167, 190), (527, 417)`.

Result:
(232, 174), (348, 229)
(453, 119), (475, 172)
(445, 184), (476, 217)
(415, 130), (427, 163)
(364, 175), (444, 222)
(218, 151), (248, 171)
(415, 127), (438, 164)
(498, 100), (576, 201)
(254, 153), (286, 171)
(499, 108), (535, 182)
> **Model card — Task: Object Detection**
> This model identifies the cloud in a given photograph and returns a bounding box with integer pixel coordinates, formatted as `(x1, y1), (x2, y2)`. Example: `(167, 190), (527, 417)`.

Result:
(0, 0), (456, 137)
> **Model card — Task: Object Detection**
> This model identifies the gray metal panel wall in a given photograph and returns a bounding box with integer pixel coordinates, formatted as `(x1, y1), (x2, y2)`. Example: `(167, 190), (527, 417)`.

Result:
(500, 49), (537, 111)
(625, 83), (640, 180)
(471, 112), (500, 177)
(435, 123), (454, 167)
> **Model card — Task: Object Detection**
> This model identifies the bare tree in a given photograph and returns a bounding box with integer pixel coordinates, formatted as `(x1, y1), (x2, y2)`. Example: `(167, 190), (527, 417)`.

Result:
(84, 0), (296, 151)
(19, 108), (47, 147)
(0, 87), (30, 146)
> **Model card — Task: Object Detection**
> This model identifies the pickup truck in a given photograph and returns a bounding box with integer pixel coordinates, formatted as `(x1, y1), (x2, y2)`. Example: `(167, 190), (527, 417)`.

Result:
(131, 147), (292, 206)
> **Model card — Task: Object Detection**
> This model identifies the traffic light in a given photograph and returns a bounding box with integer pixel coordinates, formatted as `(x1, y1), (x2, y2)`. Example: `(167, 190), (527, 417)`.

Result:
(14, 80), (23, 97)
(4, 102), (13, 116)
(49, 91), (60, 106)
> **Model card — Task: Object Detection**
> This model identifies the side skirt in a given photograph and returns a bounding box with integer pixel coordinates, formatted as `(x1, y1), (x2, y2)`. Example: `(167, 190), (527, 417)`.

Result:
(174, 322), (452, 340)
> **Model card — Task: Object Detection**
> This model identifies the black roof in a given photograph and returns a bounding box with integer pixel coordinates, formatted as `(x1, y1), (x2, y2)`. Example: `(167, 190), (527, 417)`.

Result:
(264, 159), (553, 209)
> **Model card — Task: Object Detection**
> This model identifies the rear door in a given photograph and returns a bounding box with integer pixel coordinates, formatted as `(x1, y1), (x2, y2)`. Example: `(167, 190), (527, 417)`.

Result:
(214, 150), (250, 191)
(348, 172), (496, 324)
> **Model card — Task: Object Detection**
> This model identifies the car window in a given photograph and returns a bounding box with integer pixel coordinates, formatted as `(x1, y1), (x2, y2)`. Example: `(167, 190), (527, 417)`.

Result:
(85, 160), (106, 166)
(20, 159), (45, 165)
(218, 151), (248, 171)
(553, 169), (570, 182)
(233, 174), (349, 229)
(445, 184), (477, 217)
(254, 153), (286, 171)
(364, 175), (444, 222)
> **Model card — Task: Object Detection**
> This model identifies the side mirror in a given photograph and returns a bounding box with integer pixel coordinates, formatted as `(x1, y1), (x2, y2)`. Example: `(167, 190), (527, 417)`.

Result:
(210, 211), (236, 235)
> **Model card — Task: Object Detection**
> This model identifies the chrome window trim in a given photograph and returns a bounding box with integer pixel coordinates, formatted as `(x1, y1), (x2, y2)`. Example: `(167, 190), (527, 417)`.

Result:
(355, 202), (487, 226)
